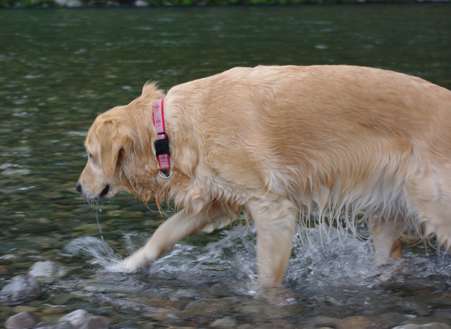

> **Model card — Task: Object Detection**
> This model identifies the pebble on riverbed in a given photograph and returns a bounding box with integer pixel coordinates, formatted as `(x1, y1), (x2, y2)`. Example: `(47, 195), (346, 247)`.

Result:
(4, 309), (110, 329)
(28, 261), (68, 282)
(0, 275), (41, 306)
(394, 324), (451, 329)
(59, 309), (110, 329)
(4, 311), (42, 329)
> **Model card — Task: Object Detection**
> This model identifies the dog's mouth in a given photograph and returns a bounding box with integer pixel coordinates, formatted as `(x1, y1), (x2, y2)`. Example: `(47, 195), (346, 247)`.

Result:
(99, 184), (110, 198)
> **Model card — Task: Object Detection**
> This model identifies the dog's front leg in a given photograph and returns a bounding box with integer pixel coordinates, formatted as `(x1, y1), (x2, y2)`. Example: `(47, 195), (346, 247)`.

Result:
(247, 198), (298, 285)
(119, 208), (221, 271)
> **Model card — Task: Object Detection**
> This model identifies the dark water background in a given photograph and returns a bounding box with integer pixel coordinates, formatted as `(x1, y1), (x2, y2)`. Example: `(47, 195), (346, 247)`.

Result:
(1, 5), (451, 328)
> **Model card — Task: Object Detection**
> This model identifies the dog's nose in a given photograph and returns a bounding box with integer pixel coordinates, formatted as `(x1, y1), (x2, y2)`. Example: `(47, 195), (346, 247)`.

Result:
(76, 182), (82, 194)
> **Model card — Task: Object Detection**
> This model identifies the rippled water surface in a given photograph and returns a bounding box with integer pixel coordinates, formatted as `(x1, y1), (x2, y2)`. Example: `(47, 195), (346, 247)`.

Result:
(1, 5), (451, 328)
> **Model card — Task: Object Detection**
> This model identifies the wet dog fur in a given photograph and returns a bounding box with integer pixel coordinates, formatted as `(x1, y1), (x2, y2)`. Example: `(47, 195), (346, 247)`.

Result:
(76, 65), (451, 284)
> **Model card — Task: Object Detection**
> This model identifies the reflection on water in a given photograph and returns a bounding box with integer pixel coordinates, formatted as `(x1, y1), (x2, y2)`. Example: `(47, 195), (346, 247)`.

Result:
(1, 5), (451, 328)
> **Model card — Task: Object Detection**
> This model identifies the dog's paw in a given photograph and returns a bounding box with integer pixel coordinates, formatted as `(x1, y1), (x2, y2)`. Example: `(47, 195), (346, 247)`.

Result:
(254, 284), (299, 307)
(115, 258), (141, 272)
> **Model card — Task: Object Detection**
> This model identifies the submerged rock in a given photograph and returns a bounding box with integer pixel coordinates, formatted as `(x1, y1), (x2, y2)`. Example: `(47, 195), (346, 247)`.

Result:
(58, 309), (110, 329)
(79, 317), (110, 329)
(336, 316), (375, 329)
(181, 298), (239, 317)
(58, 310), (88, 328)
(394, 324), (451, 329)
(5, 311), (42, 329)
(29, 261), (67, 282)
(0, 275), (41, 305)
(210, 317), (237, 328)
(35, 322), (74, 329)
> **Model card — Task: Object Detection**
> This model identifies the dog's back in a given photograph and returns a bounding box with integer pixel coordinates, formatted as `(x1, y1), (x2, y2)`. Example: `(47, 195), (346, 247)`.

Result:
(167, 65), (451, 248)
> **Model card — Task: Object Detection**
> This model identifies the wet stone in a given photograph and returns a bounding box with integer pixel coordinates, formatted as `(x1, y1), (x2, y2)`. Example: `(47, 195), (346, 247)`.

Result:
(241, 300), (294, 317)
(169, 288), (199, 301)
(0, 275), (41, 306)
(210, 316), (237, 328)
(79, 316), (110, 329)
(394, 324), (451, 329)
(378, 313), (413, 327)
(336, 316), (375, 329)
(59, 309), (89, 328)
(5, 311), (42, 329)
(311, 315), (341, 327)
(181, 298), (239, 317)
(29, 261), (68, 282)
(403, 314), (451, 326)
(141, 308), (179, 321)
(35, 322), (75, 329)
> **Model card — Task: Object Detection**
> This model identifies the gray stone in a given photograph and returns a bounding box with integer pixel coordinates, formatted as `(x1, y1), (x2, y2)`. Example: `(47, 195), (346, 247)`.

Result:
(311, 315), (341, 326)
(422, 324), (451, 329)
(181, 298), (238, 317)
(29, 261), (67, 282)
(36, 322), (75, 329)
(0, 275), (41, 305)
(210, 317), (237, 328)
(5, 311), (42, 329)
(58, 309), (89, 328)
(394, 324), (451, 329)
(79, 317), (110, 329)
(58, 310), (110, 329)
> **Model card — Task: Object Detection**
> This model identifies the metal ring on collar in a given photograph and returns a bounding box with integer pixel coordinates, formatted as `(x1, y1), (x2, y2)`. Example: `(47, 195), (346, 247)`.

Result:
(158, 169), (173, 179)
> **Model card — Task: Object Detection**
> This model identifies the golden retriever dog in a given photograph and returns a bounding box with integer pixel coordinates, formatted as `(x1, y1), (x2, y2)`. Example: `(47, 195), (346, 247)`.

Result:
(76, 65), (451, 285)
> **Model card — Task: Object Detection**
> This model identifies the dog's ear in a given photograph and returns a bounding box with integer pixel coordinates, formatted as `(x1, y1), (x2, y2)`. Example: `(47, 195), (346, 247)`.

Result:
(97, 120), (127, 180)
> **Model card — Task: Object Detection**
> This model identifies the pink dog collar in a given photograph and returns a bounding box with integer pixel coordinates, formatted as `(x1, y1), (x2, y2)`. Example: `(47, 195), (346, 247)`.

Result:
(153, 99), (171, 173)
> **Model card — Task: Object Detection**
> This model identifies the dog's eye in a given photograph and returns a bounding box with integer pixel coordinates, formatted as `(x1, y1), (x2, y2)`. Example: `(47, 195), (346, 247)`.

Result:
(88, 152), (94, 160)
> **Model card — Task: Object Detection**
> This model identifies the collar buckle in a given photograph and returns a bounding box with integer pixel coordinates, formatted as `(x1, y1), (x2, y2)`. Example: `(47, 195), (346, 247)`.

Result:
(153, 99), (172, 175)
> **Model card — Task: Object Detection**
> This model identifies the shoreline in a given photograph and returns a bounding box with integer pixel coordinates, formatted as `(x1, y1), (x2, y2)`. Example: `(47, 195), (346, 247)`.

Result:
(1, 0), (450, 8)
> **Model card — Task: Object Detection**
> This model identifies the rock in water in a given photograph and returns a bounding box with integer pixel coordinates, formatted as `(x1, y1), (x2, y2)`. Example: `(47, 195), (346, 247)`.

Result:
(35, 322), (74, 329)
(58, 309), (110, 329)
(58, 310), (89, 328)
(29, 261), (67, 282)
(0, 275), (41, 305)
(5, 311), (42, 329)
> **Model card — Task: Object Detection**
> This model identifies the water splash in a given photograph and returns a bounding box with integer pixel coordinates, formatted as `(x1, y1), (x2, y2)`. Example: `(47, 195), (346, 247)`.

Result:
(64, 224), (451, 291)
(64, 236), (122, 268)
(118, 225), (379, 287)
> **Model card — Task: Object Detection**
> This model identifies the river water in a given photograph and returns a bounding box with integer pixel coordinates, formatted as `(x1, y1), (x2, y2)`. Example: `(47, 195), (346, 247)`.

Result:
(1, 5), (451, 328)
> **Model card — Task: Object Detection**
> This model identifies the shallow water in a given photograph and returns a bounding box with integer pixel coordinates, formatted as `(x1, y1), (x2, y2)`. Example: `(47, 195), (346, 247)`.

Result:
(1, 5), (451, 328)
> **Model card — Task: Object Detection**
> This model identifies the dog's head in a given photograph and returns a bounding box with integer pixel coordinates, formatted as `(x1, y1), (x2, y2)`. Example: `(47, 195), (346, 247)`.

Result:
(76, 84), (165, 201)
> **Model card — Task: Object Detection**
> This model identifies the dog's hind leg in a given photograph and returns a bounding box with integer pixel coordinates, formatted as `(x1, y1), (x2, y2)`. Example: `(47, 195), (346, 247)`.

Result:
(404, 162), (451, 250)
(118, 208), (225, 271)
(247, 197), (298, 285)
(370, 217), (407, 266)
